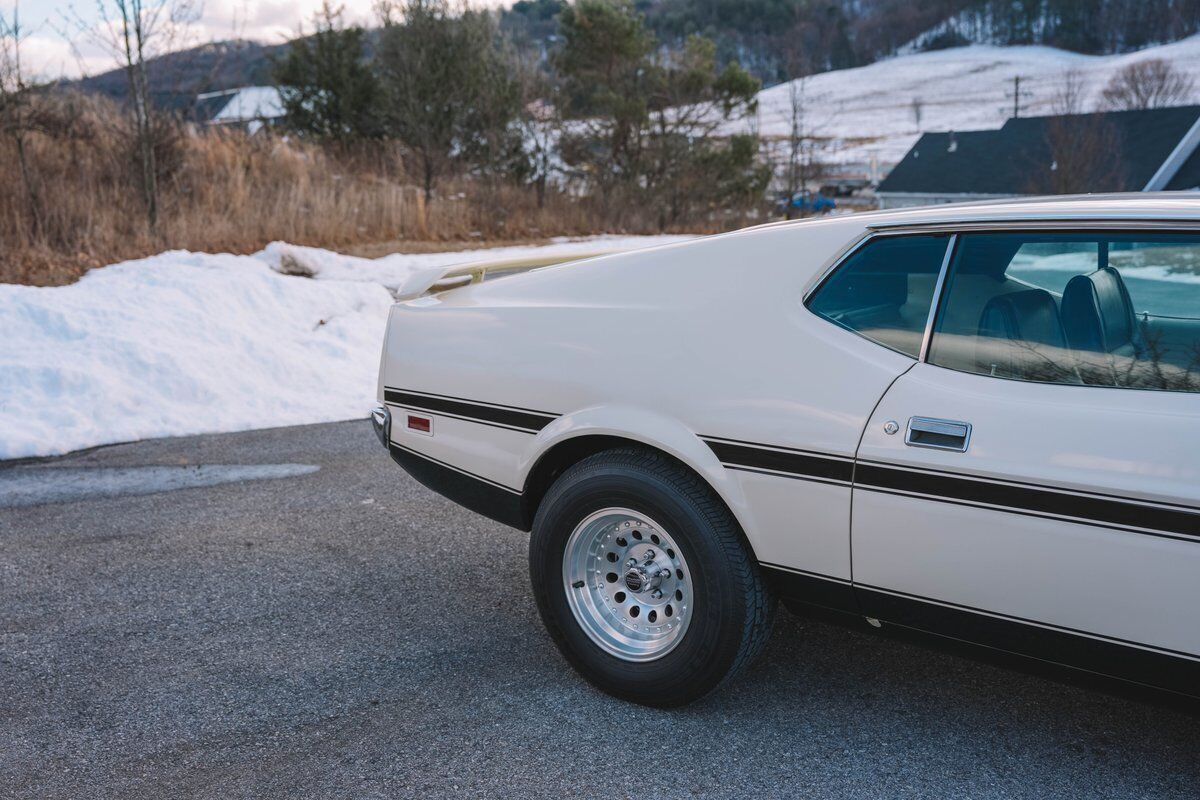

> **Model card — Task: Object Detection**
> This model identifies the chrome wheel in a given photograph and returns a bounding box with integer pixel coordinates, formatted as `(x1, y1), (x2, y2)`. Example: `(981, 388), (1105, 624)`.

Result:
(562, 507), (692, 662)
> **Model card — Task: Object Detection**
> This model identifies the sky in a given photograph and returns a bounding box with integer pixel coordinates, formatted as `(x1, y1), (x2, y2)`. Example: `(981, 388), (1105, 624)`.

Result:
(14, 0), (507, 79)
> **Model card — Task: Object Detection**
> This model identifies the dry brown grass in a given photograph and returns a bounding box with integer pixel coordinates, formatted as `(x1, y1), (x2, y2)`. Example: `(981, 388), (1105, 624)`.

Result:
(0, 92), (747, 286)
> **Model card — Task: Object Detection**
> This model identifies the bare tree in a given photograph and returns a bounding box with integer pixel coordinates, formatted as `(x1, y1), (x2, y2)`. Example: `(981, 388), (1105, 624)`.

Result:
(1049, 67), (1089, 115)
(1024, 69), (1125, 196)
(781, 77), (827, 220)
(63, 0), (199, 233)
(512, 52), (558, 210)
(1101, 58), (1195, 111)
(0, 3), (44, 237)
(1027, 113), (1125, 195)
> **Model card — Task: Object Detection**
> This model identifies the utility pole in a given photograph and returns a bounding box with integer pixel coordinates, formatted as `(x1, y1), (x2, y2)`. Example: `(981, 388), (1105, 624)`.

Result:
(1004, 75), (1033, 119)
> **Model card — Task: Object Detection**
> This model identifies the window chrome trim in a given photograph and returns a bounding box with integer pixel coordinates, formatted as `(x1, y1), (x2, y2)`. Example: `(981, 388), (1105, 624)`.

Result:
(918, 233), (957, 363)
(866, 218), (1200, 235)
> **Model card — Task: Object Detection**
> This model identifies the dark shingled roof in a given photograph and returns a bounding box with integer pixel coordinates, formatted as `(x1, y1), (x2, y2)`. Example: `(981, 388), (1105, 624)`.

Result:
(878, 105), (1200, 196)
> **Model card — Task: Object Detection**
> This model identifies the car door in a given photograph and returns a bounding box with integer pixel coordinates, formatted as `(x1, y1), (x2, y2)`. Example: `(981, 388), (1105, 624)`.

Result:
(851, 229), (1200, 695)
(728, 231), (953, 610)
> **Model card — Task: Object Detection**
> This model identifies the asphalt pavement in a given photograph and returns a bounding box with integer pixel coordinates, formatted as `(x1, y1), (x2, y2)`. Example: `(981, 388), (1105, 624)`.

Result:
(2, 420), (1198, 799)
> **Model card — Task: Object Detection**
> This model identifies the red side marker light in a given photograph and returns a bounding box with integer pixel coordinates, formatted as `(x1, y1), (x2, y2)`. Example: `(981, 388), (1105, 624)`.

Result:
(407, 415), (432, 434)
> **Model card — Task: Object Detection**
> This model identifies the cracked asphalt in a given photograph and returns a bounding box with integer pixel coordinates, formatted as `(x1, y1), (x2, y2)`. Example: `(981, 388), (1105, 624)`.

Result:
(2, 419), (1198, 799)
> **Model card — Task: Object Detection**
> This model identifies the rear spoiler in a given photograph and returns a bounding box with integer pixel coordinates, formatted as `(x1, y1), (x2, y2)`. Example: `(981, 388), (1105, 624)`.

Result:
(395, 250), (612, 300)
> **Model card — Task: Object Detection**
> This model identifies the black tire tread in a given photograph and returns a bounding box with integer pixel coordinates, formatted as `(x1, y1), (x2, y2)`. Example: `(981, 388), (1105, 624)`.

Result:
(533, 446), (775, 704)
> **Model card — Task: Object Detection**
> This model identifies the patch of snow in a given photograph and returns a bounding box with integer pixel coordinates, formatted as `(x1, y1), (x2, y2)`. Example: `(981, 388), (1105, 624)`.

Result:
(0, 236), (691, 460)
(737, 34), (1200, 169)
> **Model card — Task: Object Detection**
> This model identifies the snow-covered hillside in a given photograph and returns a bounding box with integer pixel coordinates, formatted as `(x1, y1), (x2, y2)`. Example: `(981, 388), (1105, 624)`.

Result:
(743, 34), (1200, 168)
(0, 236), (691, 460)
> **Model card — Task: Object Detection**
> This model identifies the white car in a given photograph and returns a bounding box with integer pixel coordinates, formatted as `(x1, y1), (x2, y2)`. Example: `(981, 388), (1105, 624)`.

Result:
(372, 195), (1200, 707)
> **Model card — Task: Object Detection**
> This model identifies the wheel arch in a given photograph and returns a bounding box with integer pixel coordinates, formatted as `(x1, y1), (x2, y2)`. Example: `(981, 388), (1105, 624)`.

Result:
(517, 409), (757, 556)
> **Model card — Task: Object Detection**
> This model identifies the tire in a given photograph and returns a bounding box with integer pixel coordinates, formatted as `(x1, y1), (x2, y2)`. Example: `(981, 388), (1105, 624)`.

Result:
(529, 447), (775, 707)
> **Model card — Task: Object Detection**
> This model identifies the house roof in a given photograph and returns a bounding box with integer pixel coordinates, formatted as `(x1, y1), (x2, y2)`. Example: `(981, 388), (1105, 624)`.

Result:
(877, 105), (1200, 196)
(195, 86), (285, 125)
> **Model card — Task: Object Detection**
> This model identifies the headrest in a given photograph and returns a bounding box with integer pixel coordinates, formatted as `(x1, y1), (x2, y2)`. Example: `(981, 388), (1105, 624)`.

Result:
(1061, 266), (1136, 354)
(979, 288), (1068, 349)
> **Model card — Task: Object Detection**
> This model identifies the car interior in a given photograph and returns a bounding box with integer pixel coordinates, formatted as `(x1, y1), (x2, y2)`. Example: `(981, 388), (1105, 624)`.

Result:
(809, 232), (1200, 393)
(930, 234), (1200, 392)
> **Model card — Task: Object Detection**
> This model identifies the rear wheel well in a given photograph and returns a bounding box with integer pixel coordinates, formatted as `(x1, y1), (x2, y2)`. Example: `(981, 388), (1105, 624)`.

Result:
(521, 435), (737, 537)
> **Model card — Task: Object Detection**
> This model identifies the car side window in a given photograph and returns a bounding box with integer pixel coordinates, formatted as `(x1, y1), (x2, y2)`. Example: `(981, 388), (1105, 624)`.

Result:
(928, 232), (1200, 394)
(806, 234), (951, 358)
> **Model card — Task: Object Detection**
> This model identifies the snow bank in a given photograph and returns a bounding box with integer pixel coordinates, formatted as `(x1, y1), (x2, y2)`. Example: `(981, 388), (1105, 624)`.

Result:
(0, 236), (690, 460)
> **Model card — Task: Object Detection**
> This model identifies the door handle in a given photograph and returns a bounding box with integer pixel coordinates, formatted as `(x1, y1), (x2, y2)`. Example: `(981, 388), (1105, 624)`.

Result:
(905, 417), (972, 452)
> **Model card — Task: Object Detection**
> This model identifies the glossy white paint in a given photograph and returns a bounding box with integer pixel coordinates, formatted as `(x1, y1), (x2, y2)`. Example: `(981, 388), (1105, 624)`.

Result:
(380, 215), (908, 581)
(856, 363), (1200, 655)
(377, 194), (1200, 678)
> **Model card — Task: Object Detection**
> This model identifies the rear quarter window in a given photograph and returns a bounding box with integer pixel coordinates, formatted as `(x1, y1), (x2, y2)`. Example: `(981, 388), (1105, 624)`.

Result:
(806, 234), (951, 358)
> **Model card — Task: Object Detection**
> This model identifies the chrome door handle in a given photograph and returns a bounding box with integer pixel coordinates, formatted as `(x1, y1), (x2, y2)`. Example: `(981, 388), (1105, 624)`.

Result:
(905, 417), (972, 452)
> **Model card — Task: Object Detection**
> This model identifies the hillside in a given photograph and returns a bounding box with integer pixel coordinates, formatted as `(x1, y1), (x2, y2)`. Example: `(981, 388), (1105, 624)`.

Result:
(505, 0), (1200, 81)
(72, 0), (1200, 110)
(69, 39), (288, 112)
(740, 34), (1200, 168)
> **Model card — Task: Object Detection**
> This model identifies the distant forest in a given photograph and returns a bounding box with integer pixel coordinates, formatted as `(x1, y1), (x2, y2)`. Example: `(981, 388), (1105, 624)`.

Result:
(506, 0), (1200, 81)
(69, 0), (1200, 108)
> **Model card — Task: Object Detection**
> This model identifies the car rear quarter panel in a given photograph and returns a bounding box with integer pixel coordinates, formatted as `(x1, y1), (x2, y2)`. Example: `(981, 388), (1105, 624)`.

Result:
(379, 218), (915, 571)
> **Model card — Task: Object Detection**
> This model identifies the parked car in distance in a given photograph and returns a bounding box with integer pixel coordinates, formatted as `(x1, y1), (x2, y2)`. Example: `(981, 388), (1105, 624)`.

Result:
(776, 190), (837, 215)
(373, 195), (1200, 707)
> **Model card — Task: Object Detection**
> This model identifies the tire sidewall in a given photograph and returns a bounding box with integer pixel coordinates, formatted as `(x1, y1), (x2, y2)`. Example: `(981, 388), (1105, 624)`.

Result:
(530, 457), (750, 705)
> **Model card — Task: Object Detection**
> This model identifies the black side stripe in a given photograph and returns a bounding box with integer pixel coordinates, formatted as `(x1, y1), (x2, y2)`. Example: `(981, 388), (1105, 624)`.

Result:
(389, 441), (522, 494)
(858, 582), (1200, 661)
(383, 389), (559, 433)
(702, 438), (853, 484)
(704, 436), (1199, 541)
(759, 563), (858, 613)
(856, 584), (1200, 697)
(855, 463), (1200, 540)
(387, 403), (537, 435)
(858, 457), (1200, 512)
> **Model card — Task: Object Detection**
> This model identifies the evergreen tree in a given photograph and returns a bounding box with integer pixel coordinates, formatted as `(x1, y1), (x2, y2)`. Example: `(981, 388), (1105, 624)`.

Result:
(273, 3), (382, 141)
(555, 0), (767, 228)
(375, 0), (521, 202)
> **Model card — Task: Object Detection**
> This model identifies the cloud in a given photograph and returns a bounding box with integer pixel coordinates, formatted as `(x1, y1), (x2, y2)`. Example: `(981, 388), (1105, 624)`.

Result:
(20, 33), (109, 81)
(18, 0), (509, 79)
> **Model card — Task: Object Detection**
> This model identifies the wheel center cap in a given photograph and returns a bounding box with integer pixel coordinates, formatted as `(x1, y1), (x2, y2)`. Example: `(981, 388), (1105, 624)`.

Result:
(624, 567), (649, 593)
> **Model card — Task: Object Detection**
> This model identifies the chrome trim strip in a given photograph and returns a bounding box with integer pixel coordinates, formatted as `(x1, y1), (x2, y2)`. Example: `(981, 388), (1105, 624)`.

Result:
(918, 233), (957, 362)
(867, 218), (1200, 234)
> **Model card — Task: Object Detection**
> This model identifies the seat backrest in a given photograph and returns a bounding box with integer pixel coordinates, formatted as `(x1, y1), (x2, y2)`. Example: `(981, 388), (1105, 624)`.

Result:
(1061, 266), (1137, 355)
(975, 288), (1073, 381)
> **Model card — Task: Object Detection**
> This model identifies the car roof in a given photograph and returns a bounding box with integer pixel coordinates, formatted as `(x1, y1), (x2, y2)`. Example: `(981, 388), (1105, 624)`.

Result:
(856, 192), (1200, 229)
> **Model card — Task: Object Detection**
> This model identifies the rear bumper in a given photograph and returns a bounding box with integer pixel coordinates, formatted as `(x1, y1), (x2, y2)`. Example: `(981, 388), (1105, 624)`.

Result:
(370, 404), (391, 449)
